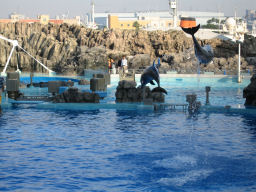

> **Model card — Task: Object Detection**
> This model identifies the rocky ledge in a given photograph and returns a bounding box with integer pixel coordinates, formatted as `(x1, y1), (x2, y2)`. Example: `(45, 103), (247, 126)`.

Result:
(52, 87), (100, 103)
(115, 80), (165, 103)
(0, 22), (256, 74)
(243, 74), (256, 106)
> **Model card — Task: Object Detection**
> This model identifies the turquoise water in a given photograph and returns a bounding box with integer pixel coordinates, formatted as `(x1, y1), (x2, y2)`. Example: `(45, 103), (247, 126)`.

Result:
(13, 75), (250, 107)
(0, 75), (256, 191)
(112, 76), (249, 107)
(160, 76), (249, 107)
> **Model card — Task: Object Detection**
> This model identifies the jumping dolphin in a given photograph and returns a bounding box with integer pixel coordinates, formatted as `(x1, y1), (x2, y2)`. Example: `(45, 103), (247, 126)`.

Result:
(181, 24), (214, 64)
(140, 58), (167, 94)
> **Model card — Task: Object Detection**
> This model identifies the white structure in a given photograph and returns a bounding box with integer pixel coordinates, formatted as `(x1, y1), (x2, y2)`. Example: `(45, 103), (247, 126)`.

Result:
(252, 22), (256, 36)
(169, 0), (178, 28)
(86, 0), (98, 29)
(216, 15), (247, 83)
(246, 9), (256, 34)
(91, 10), (225, 30)
(0, 35), (55, 76)
(9, 13), (25, 21)
(221, 17), (246, 83)
(142, 16), (171, 31)
(91, 0), (95, 24)
(222, 17), (247, 41)
(225, 17), (236, 33)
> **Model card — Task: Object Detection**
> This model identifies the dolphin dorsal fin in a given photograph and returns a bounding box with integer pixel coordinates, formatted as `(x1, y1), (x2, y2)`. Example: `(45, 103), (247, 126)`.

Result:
(152, 60), (155, 67)
(152, 59), (159, 73)
(157, 57), (161, 68)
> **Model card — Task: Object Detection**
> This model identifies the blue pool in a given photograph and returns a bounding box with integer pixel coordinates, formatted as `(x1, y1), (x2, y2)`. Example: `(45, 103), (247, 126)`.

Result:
(0, 75), (256, 191)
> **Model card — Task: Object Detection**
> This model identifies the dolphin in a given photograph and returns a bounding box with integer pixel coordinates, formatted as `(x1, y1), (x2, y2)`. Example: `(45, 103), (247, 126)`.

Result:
(181, 24), (214, 64)
(140, 58), (167, 94)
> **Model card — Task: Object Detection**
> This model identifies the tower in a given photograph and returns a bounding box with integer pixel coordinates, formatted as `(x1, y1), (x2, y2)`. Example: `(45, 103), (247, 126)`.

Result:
(86, 0), (97, 29)
(91, 0), (95, 24)
(169, 0), (177, 28)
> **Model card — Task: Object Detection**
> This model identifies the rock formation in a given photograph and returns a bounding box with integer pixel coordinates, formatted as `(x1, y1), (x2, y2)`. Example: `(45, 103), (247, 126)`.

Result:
(243, 74), (256, 106)
(115, 80), (165, 103)
(52, 87), (100, 103)
(0, 22), (255, 74)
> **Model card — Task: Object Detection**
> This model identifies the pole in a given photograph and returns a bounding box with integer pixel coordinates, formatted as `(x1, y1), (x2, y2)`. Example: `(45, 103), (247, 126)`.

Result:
(205, 86), (211, 105)
(0, 35), (55, 75)
(18, 45), (54, 73)
(91, 1), (95, 24)
(174, 0), (177, 28)
(238, 42), (241, 83)
(2, 45), (16, 75)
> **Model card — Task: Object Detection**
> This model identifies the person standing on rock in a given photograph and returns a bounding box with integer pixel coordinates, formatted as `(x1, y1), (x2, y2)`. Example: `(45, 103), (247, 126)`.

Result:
(121, 56), (128, 73)
(108, 58), (113, 74)
(112, 59), (116, 74)
(117, 59), (122, 73)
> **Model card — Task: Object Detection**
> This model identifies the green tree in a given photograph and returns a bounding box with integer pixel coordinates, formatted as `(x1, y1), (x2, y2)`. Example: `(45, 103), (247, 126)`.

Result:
(207, 18), (220, 24)
(201, 23), (219, 29)
(133, 21), (140, 31)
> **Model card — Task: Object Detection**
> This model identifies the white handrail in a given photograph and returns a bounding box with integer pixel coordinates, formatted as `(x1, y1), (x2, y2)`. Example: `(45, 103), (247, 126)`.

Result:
(18, 45), (54, 73)
(2, 44), (16, 75)
(0, 35), (15, 44)
(0, 35), (55, 76)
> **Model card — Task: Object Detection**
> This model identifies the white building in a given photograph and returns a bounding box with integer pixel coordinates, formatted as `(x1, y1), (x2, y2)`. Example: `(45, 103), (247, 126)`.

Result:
(222, 17), (248, 41)
(86, 10), (225, 30)
(9, 13), (25, 21)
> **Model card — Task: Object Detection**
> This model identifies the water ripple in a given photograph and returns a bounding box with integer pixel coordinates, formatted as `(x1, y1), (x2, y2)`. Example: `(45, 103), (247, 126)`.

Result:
(0, 108), (256, 191)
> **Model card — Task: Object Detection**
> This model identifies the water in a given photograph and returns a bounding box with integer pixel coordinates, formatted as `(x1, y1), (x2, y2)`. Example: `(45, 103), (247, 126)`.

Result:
(0, 76), (256, 191)
(159, 76), (249, 107)
(17, 75), (250, 107)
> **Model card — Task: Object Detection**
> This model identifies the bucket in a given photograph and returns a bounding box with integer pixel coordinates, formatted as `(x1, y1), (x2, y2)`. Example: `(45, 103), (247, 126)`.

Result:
(180, 17), (196, 28)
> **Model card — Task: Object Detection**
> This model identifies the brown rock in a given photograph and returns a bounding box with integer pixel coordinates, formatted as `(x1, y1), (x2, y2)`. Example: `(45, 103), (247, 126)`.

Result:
(243, 74), (256, 106)
(0, 22), (255, 74)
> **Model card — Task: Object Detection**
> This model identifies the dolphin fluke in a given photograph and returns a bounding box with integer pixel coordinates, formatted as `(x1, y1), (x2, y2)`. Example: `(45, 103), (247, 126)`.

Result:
(152, 87), (168, 95)
(181, 24), (200, 36)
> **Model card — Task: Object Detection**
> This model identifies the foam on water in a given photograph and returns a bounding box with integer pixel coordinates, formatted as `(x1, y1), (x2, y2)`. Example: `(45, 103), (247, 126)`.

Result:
(158, 169), (213, 187)
(153, 155), (197, 169)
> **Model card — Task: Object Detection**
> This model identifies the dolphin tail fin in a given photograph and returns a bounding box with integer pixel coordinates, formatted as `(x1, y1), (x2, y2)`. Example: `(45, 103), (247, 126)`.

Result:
(181, 24), (200, 36)
(152, 87), (168, 95)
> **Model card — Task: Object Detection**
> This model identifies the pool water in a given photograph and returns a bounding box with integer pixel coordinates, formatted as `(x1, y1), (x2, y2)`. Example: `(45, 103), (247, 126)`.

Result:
(14, 75), (250, 107)
(159, 76), (249, 107)
(0, 76), (256, 191)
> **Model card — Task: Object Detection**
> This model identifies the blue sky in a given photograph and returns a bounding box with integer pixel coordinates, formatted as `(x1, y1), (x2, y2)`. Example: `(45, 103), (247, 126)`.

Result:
(0, 0), (255, 18)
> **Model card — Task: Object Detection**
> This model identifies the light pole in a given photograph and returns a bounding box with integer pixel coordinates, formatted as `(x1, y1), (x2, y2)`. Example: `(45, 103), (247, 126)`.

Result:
(238, 41), (241, 83)
(169, 0), (177, 28)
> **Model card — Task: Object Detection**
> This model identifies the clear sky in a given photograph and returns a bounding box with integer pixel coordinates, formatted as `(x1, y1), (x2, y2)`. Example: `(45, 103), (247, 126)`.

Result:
(0, 0), (255, 19)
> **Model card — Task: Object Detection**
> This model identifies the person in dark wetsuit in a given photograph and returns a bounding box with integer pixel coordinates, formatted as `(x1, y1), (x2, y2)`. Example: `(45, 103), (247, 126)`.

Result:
(117, 59), (122, 73)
